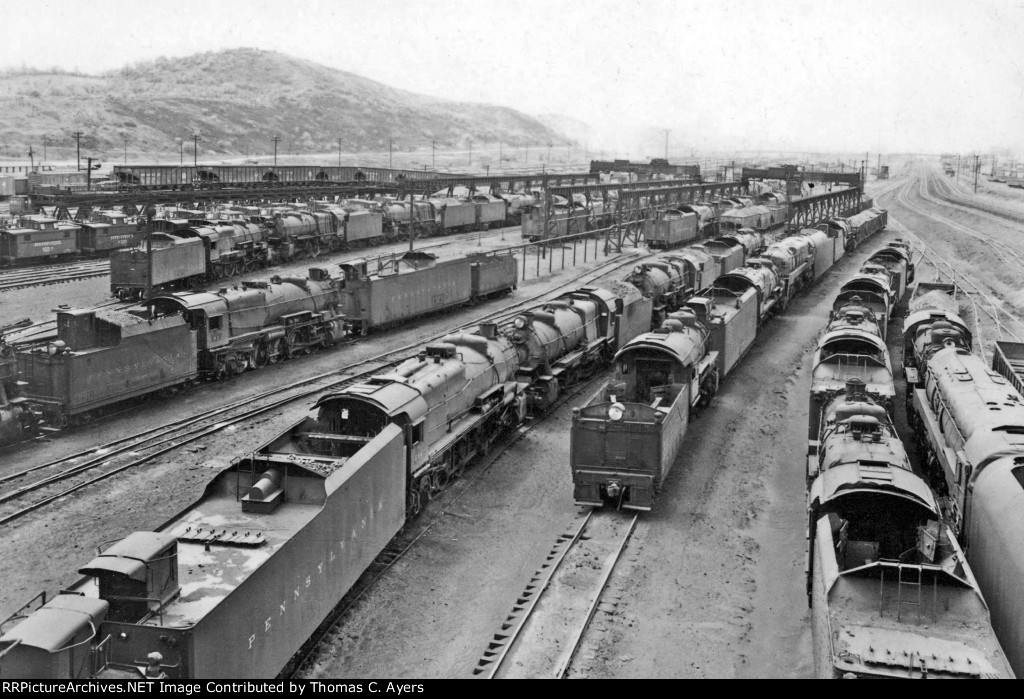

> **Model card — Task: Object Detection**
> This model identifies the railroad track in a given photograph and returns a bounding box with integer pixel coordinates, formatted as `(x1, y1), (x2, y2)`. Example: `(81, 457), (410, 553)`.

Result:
(0, 260), (112, 292)
(472, 510), (639, 679)
(888, 179), (1024, 355)
(914, 171), (1024, 274)
(926, 169), (1024, 226)
(0, 251), (647, 524)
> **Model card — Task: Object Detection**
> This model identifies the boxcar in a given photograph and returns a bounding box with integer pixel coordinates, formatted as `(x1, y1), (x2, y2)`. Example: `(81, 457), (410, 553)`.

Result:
(16, 307), (198, 427)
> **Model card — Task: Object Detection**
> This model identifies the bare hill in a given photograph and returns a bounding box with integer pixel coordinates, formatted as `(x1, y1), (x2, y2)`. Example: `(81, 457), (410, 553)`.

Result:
(0, 48), (571, 160)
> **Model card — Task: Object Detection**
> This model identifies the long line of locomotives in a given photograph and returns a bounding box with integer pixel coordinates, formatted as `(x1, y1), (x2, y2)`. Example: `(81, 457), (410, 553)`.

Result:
(0, 200), (882, 678)
(1, 189), (532, 273)
(567, 206), (889, 510)
(0, 249), (518, 444)
(804, 245), (1016, 678)
(901, 284), (1024, 677)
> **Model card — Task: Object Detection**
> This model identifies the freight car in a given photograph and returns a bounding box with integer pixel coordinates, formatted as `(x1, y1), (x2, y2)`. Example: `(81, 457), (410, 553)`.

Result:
(110, 164), (436, 190)
(0, 279), (652, 679)
(906, 330), (1024, 677)
(805, 379), (1012, 678)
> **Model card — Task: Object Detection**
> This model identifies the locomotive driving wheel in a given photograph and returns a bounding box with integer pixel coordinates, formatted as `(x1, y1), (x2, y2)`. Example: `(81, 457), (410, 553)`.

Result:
(268, 339), (286, 364)
(252, 342), (269, 369)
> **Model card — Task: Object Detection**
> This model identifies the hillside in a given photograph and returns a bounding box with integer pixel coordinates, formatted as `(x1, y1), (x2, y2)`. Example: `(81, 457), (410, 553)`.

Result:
(0, 49), (572, 160)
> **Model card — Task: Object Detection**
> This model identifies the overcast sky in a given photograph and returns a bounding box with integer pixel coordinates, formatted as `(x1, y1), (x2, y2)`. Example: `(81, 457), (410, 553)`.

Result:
(3, 0), (1022, 156)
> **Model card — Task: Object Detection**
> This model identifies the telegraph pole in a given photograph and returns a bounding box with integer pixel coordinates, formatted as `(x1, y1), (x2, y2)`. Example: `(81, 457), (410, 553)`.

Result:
(73, 131), (84, 171)
(664, 130), (670, 160)
(28, 146), (35, 172)
(389, 138), (393, 169)
(431, 140), (435, 171)
(272, 136), (280, 169)
(192, 134), (201, 168)
(974, 154), (980, 194)
(468, 139), (472, 167)
(123, 134), (129, 165)
(956, 154), (961, 181)
(338, 138), (342, 167)
(42, 136), (48, 164)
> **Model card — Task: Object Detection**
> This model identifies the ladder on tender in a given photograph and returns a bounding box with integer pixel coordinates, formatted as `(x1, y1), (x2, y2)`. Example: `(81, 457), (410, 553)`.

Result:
(878, 561), (937, 623)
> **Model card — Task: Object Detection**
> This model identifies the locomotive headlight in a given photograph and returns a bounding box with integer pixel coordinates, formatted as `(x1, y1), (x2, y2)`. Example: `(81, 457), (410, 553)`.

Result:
(633, 265), (642, 275)
(513, 316), (527, 329)
(608, 402), (625, 421)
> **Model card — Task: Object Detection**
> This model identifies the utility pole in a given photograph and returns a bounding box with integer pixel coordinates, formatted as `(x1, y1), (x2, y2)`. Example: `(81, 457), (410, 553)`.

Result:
(338, 138), (342, 167)
(192, 134), (201, 168)
(42, 136), (48, 164)
(272, 136), (280, 169)
(974, 154), (980, 194)
(28, 146), (35, 172)
(123, 134), (129, 165)
(178, 139), (183, 165)
(73, 131), (84, 171)
(389, 138), (393, 169)
(431, 140), (435, 171)
(664, 130), (671, 160)
(468, 139), (472, 167)
(956, 154), (961, 181)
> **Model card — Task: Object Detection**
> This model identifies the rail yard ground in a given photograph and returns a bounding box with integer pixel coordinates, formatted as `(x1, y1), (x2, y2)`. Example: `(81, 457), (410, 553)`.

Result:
(2, 162), (1021, 677)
